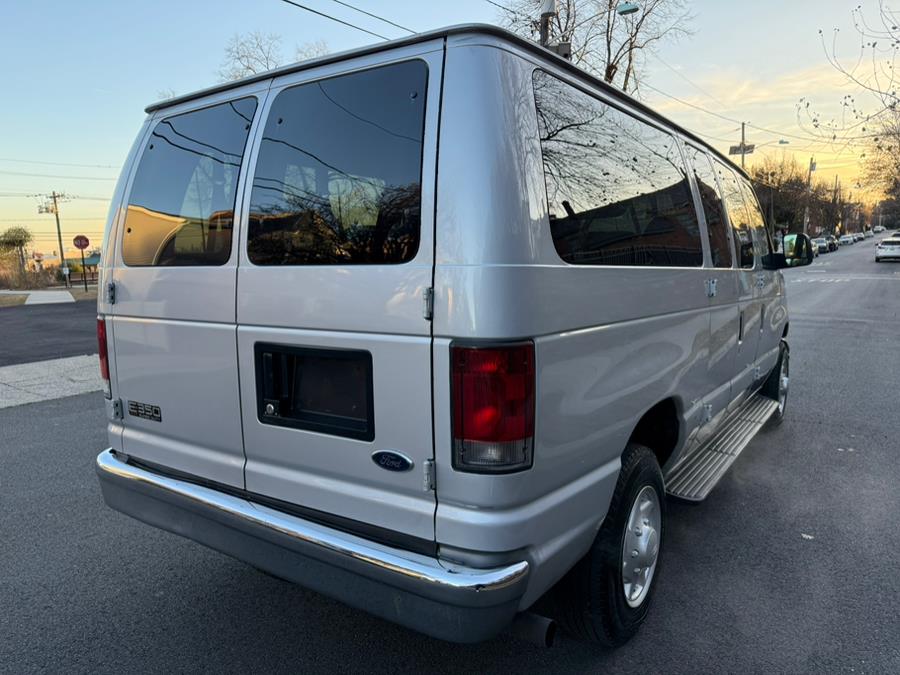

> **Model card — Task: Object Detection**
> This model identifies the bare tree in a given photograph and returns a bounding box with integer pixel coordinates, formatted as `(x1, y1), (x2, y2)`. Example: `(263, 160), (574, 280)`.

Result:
(295, 39), (330, 62)
(798, 2), (899, 197)
(219, 31), (284, 81)
(220, 32), (330, 81)
(493, 0), (692, 93)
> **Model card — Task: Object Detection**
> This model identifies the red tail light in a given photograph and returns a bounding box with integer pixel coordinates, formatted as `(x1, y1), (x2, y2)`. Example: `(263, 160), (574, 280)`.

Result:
(451, 342), (535, 473)
(97, 317), (111, 398)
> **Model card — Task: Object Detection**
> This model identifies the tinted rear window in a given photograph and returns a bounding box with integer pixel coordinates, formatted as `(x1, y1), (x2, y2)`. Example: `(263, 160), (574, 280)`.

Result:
(123, 98), (257, 266)
(247, 60), (427, 265)
(533, 70), (703, 267)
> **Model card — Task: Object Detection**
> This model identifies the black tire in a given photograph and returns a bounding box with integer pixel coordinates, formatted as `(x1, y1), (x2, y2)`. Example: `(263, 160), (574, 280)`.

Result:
(554, 444), (665, 647)
(762, 340), (789, 426)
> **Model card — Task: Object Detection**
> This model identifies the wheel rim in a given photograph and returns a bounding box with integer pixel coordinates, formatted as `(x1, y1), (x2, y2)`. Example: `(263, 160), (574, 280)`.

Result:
(777, 351), (789, 415)
(621, 485), (661, 608)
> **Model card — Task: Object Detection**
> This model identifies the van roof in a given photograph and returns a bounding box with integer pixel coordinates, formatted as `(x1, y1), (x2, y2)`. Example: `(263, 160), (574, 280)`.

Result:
(146, 23), (747, 178)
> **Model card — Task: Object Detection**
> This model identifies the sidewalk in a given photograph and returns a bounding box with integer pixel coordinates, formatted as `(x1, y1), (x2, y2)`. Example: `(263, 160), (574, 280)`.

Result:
(0, 354), (102, 408)
(0, 289), (75, 305)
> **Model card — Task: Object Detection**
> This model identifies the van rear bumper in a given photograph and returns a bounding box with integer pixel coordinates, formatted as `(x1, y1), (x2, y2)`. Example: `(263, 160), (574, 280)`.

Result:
(95, 449), (529, 643)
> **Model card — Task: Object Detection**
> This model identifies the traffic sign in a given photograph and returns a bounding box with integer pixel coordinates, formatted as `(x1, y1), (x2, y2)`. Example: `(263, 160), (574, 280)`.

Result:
(728, 144), (755, 156)
(73, 235), (90, 250)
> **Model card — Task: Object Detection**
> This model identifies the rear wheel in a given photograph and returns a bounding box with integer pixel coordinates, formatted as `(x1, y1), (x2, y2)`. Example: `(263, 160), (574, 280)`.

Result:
(762, 341), (789, 425)
(555, 444), (665, 646)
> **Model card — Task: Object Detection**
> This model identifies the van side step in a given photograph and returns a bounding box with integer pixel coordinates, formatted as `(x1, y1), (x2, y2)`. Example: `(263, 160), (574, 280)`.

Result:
(665, 394), (779, 502)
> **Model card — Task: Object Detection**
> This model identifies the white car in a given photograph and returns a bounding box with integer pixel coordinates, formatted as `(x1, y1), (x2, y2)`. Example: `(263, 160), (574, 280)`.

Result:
(873, 225), (885, 233)
(839, 234), (855, 245)
(875, 238), (900, 262)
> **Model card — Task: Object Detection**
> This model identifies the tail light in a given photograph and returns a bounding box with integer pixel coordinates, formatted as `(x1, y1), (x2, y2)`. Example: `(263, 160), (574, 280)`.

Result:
(97, 317), (111, 399)
(451, 342), (535, 473)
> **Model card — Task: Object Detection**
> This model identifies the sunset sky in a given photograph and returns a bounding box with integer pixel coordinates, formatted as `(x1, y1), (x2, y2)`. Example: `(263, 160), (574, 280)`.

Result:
(0, 0), (882, 257)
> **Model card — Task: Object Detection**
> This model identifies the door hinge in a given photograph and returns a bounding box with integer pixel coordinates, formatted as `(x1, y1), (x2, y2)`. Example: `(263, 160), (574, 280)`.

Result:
(754, 366), (762, 381)
(423, 458), (435, 491)
(106, 281), (116, 305)
(704, 278), (717, 298)
(703, 403), (713, 423)
(422, 286), (434, 321)
(109, 398), (124, 420)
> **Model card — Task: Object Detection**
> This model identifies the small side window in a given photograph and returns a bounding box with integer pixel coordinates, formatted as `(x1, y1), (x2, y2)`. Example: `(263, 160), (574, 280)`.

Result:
(739, 180), (773, 258)
(122, 98), (257, 266)
(686, 146), (732, 268)
(713, 160), (754, 269)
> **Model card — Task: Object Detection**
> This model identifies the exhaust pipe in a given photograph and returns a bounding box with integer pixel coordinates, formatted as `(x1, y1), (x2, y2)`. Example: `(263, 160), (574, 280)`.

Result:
(505, 612), (557, 647)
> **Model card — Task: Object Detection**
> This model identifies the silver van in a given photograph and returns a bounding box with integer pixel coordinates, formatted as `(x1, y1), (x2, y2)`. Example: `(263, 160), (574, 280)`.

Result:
(95, 25), (814, 646)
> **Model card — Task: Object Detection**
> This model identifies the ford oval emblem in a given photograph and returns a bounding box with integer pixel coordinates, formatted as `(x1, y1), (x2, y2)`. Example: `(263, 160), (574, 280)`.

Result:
(372, 451), (414, 472)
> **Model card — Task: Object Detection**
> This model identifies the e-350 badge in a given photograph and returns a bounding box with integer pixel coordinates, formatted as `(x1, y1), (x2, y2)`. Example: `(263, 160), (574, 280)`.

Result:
(127, 400), (162, 422)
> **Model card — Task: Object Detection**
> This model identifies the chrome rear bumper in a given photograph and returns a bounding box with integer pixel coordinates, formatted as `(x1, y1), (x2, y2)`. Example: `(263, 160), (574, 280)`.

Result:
(96, 449), (529, 642)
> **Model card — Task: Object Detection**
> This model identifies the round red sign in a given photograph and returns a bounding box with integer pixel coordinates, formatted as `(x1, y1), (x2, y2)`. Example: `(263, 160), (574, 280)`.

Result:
(73, 235), (90, 250)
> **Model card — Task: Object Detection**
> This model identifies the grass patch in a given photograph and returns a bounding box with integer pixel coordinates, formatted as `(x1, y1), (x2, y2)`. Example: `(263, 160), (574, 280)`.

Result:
(69, 287), (98, 302)
(0, 294), (28, 307)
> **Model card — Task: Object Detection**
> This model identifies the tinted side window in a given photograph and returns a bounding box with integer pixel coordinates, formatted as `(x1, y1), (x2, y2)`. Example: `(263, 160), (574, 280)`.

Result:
(533, 71), (703, 267)
(247, 60), (427, 266)
(686, 147), (732, 268)
(123, 98), (257, 266)
(714, 160), (754, 269)
(739, 180), (772, 258)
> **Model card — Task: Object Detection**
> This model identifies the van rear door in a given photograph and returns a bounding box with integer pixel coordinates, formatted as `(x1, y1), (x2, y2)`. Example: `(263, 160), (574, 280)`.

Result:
(107, 83), (266, 487)
(235, 46), (442, 541)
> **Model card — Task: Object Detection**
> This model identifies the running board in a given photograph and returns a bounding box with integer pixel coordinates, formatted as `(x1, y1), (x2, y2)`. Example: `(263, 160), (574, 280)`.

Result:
(665, 394), (779, 502)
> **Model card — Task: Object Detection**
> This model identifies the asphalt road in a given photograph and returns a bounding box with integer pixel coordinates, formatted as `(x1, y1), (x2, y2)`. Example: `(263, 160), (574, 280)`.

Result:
(2, 238), (899, 673)
(0, 300), (97, 366)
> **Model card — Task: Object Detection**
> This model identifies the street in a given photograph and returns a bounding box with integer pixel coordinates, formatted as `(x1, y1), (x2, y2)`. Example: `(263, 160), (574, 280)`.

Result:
(2, 239), (899, 673)
(0, 300), (97, 367)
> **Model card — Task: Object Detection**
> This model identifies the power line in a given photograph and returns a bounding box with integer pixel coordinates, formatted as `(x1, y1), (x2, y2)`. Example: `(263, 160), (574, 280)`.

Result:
(0, 157), (120, 169)
(278, 0), (389, 40)
(642, 82), (741, 124)
(649, 54), (730, 110)
(328, 0), (415, 34)
(0, 169), (116, 181)
(0, 217), (106, 222)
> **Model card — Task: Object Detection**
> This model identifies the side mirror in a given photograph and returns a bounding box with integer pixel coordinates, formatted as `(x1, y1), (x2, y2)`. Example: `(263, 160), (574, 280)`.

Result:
(781, 233), (814, 268)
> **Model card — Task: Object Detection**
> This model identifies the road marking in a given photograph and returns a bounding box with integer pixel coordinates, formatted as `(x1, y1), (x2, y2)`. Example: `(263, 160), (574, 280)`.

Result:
(788, 275), (900, 282)
(0, 354), (102, 409)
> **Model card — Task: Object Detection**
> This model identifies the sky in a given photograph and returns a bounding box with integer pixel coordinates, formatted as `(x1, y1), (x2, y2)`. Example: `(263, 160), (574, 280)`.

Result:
(0, 0), (882, 256)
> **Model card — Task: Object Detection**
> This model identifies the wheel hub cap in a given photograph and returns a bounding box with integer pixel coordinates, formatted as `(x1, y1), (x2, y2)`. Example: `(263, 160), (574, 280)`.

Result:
(778, 352), (790, 414)
(622, 485), (661, 608)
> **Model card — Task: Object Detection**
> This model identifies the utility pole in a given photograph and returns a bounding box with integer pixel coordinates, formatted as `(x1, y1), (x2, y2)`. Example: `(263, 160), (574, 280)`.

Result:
(51, 192), (68, 288)
(741, 122), (746, 169)
(801, 157), (815, 235)
(37, 191), (70, 288)
(539, 0), (555, 46)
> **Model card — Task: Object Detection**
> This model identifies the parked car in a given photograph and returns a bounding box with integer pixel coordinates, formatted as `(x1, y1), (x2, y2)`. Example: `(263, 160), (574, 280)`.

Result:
(864, 230), (874, 238)
(873, 225), (885, 233)
(93, 25), (814, 648)
(840, 234), (855, 245)
(812, 237), (829, 254)
(853, 232), (865, 242)
(826, 235), (839, 251)
(875, 237), (900, 262)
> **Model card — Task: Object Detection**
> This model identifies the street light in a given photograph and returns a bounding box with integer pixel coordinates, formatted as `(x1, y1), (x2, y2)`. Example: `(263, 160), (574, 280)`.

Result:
(758, 139), (790, 148)
(616, 2), (640, 16)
